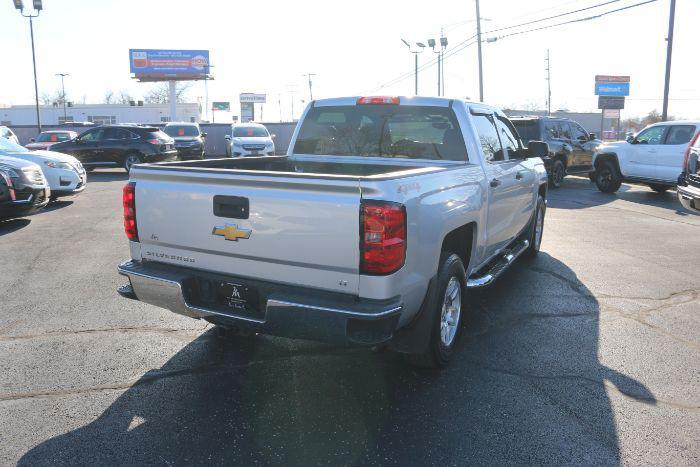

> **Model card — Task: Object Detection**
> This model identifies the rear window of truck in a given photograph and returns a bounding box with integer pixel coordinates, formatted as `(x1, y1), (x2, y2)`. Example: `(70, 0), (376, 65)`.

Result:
(511, 120), (540, 143)
(294, 105), (468, 161)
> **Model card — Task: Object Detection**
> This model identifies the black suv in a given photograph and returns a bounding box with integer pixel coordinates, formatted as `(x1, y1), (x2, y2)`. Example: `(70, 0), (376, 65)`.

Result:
(162, 122), (207, 160)
(50, 124), (178, 172)
(0, 157), (50, 220)
(511, 116), (601, 188)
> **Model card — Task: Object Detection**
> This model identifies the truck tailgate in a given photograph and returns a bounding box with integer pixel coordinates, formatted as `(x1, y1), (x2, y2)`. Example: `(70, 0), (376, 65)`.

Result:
(131, 169), (361, 294)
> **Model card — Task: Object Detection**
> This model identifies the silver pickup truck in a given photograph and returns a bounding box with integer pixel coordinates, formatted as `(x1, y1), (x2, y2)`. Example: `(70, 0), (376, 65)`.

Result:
(118, 96), (549, 367)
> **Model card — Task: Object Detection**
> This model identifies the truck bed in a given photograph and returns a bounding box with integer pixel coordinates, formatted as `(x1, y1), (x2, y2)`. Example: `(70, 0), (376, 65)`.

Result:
(147, 156), (445, 180)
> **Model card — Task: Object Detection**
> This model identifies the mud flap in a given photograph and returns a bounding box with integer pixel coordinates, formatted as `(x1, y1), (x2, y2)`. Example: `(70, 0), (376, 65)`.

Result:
(388, 275), (438, 355)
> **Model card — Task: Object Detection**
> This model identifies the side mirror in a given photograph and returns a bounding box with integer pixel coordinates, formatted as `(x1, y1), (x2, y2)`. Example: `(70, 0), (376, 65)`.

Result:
(527, 140), (549, 159)
(589, 133), (596, 141)
(224, 135), (231, 140)
(271, 134), (277, 139)
(201, 132), (207, 138)
(577, 135), (588, 143)
(626, 135), (635, 143)
(30, 138), (36, 143)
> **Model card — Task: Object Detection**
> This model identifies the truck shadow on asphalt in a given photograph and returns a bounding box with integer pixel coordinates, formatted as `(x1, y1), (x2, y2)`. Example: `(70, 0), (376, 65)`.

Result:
(19, 253), (656, 465)
(0, 218), (30, 236)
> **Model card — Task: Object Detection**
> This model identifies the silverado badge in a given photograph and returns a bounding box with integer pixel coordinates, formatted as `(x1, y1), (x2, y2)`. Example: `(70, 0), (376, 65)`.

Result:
(212, 224), (252, 241)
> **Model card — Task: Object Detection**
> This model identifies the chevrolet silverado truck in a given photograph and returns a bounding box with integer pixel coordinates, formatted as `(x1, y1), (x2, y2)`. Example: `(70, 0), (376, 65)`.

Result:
(117, 96), (549, 367)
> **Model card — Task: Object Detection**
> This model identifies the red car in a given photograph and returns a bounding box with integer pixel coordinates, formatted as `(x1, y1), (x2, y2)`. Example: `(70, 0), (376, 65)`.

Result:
(25, 131), (78, 151)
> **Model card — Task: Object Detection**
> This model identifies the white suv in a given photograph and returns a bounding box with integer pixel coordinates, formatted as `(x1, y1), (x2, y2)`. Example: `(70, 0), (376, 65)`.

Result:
(224, 123), (275, 157)
(592, 121), (700, 193)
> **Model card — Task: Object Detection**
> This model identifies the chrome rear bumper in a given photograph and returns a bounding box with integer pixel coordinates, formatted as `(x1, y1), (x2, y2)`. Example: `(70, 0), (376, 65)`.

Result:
(117, 260), (402, 345)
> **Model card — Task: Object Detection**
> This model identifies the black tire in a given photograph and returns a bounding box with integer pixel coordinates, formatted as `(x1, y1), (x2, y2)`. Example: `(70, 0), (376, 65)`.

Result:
(524, 195), (546, 259)
(409, 253), (466, 368)
(549, 159), (565, 188)
(595, 160), (622, 193)
(123, 153), (142, 172)
(85, 167), (95, 173)
(648, 183), (669, 193)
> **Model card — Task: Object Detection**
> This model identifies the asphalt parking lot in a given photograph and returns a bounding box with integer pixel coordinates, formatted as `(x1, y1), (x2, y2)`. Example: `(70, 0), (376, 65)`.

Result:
(0, 170), (698, 465)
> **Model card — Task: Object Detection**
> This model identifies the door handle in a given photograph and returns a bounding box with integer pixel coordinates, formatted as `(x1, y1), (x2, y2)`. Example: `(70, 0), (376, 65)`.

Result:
(515, 171), (524, 180)
(490, 178), (501, 188)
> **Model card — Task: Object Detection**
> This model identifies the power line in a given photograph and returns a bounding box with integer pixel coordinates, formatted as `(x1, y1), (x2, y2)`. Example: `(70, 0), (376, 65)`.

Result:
(372, 0), (656, 92)
(488, 0), (657, 42)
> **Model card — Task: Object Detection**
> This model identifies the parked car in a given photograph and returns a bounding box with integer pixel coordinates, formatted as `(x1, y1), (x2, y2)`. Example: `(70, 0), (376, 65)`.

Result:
(25, 131), (78, 151)
(0, 126), (19, 145)
(592, 121), (700, 193)
(163, 122), (207, 160)
(511, 116), (600, 188)
(49, 124), (178, 172)
(0, 137), (86, 199)
(677, 131), (700, 213)
(225, 123), (275, 157)
(0, 156), (50, 220)
(117, 96), (550, 368)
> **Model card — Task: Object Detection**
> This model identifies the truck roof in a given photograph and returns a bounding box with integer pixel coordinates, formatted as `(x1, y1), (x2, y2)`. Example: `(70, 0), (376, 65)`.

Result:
(313, 96), (482, 108)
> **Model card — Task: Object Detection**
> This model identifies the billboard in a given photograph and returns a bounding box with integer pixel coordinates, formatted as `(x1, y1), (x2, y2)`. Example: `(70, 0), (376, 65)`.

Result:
(595, 75), (630, 83)
(603, 109), (620, 119)
(129, 49), (209, 80)
(240, 93), (266, 103)
(240, 102), (254, 123)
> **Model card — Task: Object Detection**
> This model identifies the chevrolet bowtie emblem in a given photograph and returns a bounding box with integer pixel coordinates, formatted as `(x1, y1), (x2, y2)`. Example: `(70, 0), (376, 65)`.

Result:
(212, 224), (252, 241)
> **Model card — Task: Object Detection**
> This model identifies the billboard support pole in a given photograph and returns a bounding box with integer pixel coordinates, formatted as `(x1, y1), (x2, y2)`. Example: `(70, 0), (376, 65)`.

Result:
(168, 81), (177, 122)
(600, 109), (605, 141)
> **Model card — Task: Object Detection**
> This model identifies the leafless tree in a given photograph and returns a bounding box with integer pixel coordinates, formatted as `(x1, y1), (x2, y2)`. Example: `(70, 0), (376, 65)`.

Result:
(143, 82), (192, 104)
(103, 90), (115, 104)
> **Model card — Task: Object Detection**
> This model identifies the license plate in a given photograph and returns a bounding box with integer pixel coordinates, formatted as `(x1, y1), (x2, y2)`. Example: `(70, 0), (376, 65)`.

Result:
(251, 150), (259, 155)
(216, 282), (255, 310)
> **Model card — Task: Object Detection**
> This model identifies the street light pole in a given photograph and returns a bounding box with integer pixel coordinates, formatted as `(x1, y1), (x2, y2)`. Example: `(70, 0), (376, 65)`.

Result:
(303, 73), (316, 101)
(475, 0), (484, 102)
(56, 73), (69, 121)
(402, 39), (425, 95)
(661, 0), (676, 121)
(14, 1), (44, 133)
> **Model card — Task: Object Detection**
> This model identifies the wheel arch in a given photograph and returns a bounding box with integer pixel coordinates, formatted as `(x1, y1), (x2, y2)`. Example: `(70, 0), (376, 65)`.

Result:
(440, 222), (476, 274)
(594, 152), (621, 175)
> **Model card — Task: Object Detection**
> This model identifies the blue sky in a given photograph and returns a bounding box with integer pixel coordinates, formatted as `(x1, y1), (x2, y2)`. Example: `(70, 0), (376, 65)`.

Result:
(2, 0), (698, 120)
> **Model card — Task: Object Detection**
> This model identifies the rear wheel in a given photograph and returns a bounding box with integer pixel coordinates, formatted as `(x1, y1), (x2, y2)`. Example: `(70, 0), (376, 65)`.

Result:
(409, 253), (466, 368)
(648, 183), (669, 193)
(549, 159), (565, 188)
(123, 153), (142, 172)
(595, 160), (622, 193)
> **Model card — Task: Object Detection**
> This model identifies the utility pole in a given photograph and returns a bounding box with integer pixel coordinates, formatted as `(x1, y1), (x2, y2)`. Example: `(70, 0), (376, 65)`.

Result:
(545, 50), (551, 116)
(56, 73), (69, 121)
(440, 34), (448, 96)
(475, 0), (484, 102)
(303, 73), (316, 101)
(287, 85), (296, 121)
(661, 0), (676, 121)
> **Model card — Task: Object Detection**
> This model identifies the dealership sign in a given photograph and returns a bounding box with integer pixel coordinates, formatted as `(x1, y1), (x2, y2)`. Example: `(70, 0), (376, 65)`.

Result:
(603, 109), (620, 119)
(129, 49), (210, 80)
(240, 93), (267, 103)
(594, 75), (630, 97)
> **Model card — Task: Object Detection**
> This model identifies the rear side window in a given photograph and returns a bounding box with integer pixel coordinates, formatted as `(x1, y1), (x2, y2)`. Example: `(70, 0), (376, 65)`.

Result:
(471, 113), (504, 162)
(544, 121), (562, 140)
(294, 105), (468, 161)
(511, 120), (539, 143)
(665, 125), (696, 145)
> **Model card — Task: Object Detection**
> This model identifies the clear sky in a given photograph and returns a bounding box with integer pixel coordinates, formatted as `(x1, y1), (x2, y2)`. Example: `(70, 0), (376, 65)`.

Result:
(2, 0), (698, 121)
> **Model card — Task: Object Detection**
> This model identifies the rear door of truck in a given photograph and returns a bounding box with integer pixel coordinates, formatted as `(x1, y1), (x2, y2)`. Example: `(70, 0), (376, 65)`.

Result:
(130, 168), (362, 294)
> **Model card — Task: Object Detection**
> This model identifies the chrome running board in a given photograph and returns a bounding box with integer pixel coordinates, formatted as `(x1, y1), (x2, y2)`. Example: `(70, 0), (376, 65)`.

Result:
(467, 239), (529, 289)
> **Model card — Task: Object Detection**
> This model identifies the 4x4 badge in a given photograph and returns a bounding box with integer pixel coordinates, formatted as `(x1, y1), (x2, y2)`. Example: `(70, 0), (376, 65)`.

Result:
(212, 224), (252, 241)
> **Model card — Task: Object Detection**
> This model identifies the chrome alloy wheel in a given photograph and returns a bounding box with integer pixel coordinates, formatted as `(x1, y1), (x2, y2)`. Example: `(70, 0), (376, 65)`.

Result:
(535, 204), (544, 248)
(440, 276), (462, 347)
(124, 154), (141, 172)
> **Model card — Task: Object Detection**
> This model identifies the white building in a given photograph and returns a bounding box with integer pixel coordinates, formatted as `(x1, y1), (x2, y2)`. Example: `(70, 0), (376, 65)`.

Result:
(0, 102), (201, 126)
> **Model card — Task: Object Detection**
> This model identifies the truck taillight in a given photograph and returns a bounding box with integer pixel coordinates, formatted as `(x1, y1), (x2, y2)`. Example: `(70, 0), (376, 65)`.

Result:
(122, 182), (138, 241)
(360, 201), (406, 275)
(357, 96), (400, 105)
(683, 132), (699, 170)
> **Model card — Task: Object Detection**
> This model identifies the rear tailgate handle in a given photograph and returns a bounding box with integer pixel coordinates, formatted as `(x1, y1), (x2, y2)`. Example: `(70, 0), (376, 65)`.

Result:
(213, 195), (249, 219)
